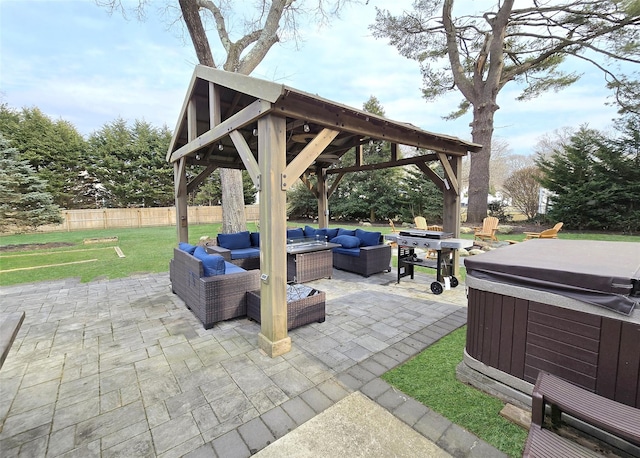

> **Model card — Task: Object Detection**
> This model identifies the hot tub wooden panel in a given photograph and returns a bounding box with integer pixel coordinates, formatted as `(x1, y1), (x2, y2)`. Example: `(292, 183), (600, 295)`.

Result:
(613, 321), (640, 406)
(467, 288), (640, 409)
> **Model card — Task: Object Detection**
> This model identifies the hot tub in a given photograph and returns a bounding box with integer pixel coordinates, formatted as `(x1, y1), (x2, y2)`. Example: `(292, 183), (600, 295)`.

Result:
(462, 239), (640, 409)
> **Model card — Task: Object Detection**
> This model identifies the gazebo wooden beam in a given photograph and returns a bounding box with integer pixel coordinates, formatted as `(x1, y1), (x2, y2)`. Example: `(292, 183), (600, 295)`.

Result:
(187, 164), (218, 195)
(437, 152), (459, 195)
(169, 99), (272, 163)
(230, 130), (260, 190)
(273, 98), (472, 155)
(282, 128), (339, 190)
(325, 154), (439, 175)
(415, 162), (445, 192)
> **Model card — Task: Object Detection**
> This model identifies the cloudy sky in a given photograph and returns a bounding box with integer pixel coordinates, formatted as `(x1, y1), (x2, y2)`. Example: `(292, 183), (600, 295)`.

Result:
(0, 0), (624, 156)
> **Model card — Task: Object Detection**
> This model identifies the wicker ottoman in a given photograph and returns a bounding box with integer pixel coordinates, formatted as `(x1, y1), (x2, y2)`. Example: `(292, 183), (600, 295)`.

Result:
(247, 286), (326, 330)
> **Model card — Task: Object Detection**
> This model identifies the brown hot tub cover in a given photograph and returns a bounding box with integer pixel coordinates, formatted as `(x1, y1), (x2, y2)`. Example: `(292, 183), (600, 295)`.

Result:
(464, 239), (640, 315)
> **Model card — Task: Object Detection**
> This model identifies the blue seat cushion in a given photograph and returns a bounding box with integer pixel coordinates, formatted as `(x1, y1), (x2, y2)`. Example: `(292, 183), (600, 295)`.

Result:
(250, 232), (260, 247)
(178, 242), (197, 255)
(355, 229), (381, 247)
(286, 228), (304, 240)
(331, 235), (361, 248)
(224, 262), (246, 274)
(193, 246), (226, 276)
(337, 228), (355, 237)
(230, 247), (260, 260)
(333, 247), (360, 257)
(218, 231), (251, 250)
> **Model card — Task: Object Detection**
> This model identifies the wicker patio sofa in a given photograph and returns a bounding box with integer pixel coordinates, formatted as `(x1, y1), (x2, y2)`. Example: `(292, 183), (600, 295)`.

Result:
(205, 229), (307, 271)
(169, 246), (260, 329)
(204, 231), (261, 270)
(206, 226), (392, 278)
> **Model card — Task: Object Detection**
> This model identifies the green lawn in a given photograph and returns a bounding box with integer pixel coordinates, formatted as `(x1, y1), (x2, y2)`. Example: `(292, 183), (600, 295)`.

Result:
(383, 327), (528, 457)
(0, 225), (226, 286)
(2, 223), (638, 286)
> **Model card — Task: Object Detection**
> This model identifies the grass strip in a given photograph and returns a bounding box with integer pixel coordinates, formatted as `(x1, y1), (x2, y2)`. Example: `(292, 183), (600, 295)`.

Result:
(382, 326), (527, 457)
(0, 259), (98, 273)
(0, 247), (116, 258)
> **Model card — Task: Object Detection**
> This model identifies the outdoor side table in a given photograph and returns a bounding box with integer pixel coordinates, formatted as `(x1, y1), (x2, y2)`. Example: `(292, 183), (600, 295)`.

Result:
(247, 285), (326, 330)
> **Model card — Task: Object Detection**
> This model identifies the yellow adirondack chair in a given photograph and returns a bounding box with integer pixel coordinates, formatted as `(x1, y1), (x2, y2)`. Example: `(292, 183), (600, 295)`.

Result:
(473, 216), (499, 242)
(414, 216), (443, 232)
(414, 216), (428, 230)
(524, 222), (563, 240)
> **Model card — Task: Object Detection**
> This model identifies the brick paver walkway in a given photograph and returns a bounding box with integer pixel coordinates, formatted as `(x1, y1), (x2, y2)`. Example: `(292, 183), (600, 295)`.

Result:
(0, 269), (504, 457)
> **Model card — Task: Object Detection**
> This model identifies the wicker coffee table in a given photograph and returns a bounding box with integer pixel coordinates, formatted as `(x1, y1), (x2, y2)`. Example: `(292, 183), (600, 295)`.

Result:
(247, 285), (326, 330)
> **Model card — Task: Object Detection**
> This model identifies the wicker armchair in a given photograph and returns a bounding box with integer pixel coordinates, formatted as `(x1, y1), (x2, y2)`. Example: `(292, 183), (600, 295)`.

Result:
(170, 248), (260, 329)
(332, 242), (392, 277)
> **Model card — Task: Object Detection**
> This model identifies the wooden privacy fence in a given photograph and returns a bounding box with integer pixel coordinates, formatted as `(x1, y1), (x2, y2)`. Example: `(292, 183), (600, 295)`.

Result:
(36, 205), (260, 233)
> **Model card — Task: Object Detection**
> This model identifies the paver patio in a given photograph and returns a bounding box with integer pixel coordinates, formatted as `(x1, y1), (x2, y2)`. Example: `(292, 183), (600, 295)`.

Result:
(0, 268), (504, 457)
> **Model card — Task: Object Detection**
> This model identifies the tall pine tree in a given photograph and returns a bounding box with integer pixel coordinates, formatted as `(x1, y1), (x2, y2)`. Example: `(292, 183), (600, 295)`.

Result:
(88, 119), (174, 207)
(0, 135), (63, 232)
(536, 120), (640, 232)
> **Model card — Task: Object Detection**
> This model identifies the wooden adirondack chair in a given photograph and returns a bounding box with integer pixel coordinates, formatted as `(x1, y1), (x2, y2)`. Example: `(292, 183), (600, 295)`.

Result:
(414, 216), (428, 229)
(524, 222), (563, 240)
(473, 216), (499, 242)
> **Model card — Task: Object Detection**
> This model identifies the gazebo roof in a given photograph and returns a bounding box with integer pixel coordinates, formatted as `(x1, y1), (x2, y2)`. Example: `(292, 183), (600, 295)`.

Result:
(166, 65), (481, 171)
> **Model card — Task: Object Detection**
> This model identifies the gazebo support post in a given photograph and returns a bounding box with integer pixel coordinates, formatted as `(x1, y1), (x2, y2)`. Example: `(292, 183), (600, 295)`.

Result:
(317, 166), (329, 228)
(175, 158), (189, 242)
(442, 154), (463, 276)
(257, 114), (291, 357)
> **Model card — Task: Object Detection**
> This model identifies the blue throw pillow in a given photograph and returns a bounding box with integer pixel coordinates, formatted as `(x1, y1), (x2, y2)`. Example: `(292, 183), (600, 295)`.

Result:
(250, 232), (260, 247)
(314, 228), (327, 240)
(286, 228), (304, 241)
(303, 225), (316, 237)
(355, 229), (381, 247)
(193, 246), (226, 276)
(325, 228), (339, 240)
(337, 228), (355, 237)
(218, 231), (251, 250)
(332, 235), (361, 248)
(178, 242), (197, 255)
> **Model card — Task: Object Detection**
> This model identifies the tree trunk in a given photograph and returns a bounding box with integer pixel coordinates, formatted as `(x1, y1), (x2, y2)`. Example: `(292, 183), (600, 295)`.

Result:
(220, 168), (247, 233)
(179, 0), (247, 234)
(467, 100), (498, 223)
(178, 0), (214, 67)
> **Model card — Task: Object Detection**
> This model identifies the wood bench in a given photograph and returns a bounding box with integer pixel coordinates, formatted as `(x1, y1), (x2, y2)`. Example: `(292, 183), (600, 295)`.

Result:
(524, 371), (640, 457)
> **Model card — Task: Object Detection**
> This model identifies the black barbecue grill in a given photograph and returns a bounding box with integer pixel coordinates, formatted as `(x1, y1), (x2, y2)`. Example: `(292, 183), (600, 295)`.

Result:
(385, 230), (473, 294)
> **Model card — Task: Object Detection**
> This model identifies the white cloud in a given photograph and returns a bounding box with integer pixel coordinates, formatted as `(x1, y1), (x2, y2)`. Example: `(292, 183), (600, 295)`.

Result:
(0, 0), (625, 156)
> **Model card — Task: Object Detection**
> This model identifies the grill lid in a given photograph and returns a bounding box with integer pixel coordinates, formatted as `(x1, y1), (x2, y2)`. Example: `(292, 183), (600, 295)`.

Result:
(398, 230), (453, 240)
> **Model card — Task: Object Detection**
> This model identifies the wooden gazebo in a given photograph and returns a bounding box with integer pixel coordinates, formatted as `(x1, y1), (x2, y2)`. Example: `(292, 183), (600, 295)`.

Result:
(167, 65), (481, 357)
